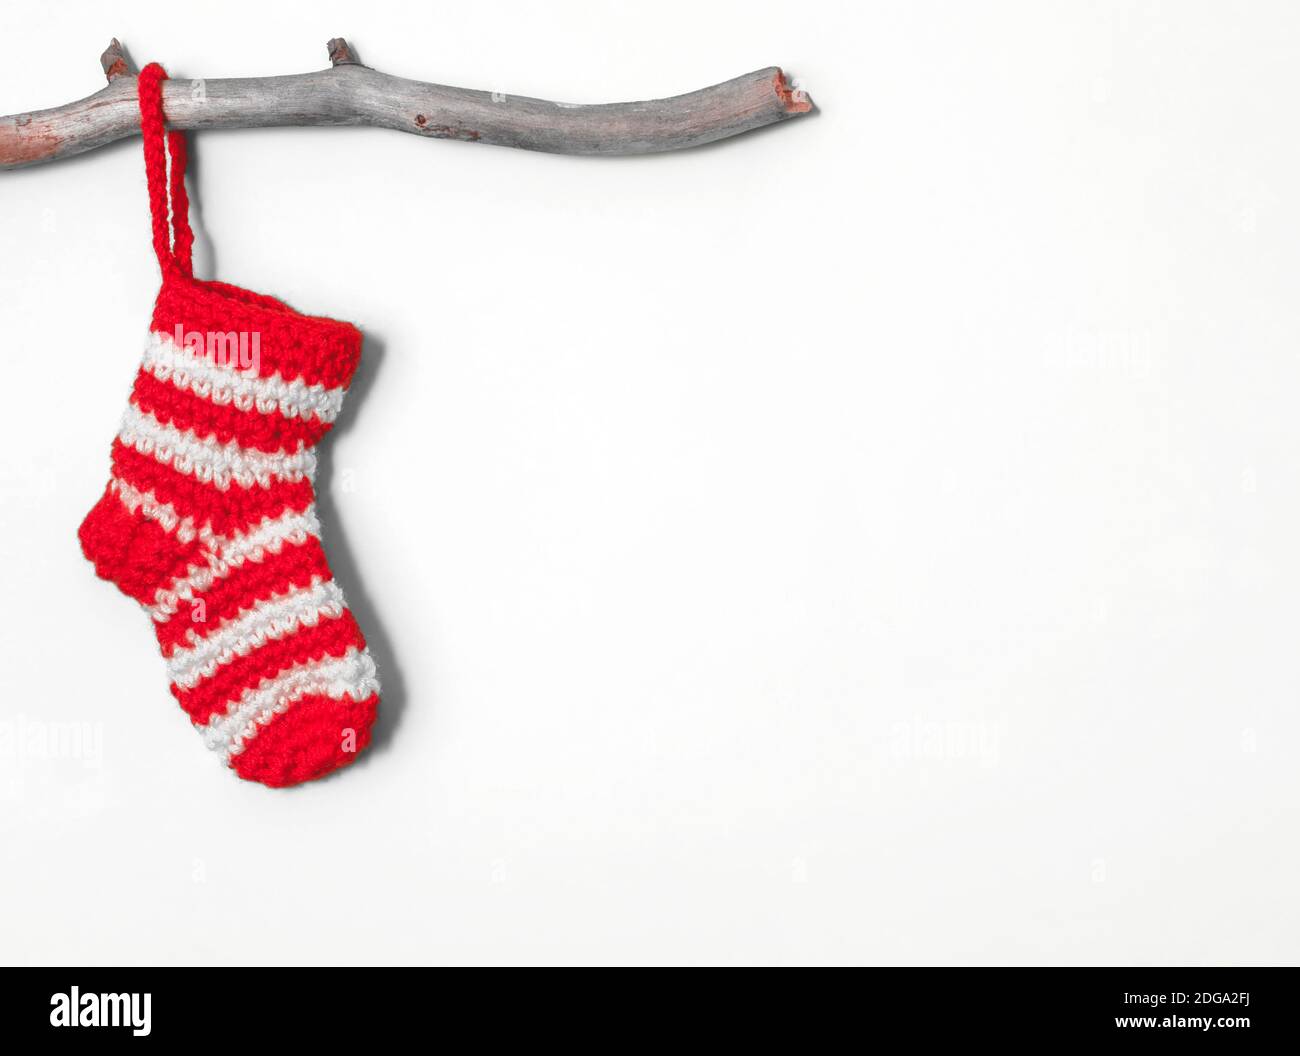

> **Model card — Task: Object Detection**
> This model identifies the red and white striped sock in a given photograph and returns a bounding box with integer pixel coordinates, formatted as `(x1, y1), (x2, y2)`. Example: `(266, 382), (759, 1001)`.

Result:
(78, 63), (380, 787)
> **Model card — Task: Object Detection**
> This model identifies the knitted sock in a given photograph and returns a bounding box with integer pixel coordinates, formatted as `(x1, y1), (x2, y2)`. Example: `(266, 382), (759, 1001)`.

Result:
(78, 63), (380, 787)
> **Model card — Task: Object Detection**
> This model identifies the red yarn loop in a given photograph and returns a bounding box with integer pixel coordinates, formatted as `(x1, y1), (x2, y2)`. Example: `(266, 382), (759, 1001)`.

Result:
(137, 63), (195, 278)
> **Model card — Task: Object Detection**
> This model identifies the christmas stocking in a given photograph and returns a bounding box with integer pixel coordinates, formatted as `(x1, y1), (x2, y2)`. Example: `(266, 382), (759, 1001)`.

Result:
(78, 63), (380, 787)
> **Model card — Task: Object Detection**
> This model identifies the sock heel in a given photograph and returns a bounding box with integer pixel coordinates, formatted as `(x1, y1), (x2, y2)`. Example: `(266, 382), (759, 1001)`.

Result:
(78, 485), (199, 605)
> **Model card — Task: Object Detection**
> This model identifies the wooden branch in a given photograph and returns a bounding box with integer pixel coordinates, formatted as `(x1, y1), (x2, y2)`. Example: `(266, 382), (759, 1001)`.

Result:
(0, 38), (813, 170)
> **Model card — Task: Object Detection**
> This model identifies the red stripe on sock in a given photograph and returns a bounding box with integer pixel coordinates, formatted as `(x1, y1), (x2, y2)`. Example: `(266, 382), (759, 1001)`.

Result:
(131, 369), (331, 453)
(155, 537), (331, 655)
(173, 610), (367, 726)
(111, 440), (315, 538)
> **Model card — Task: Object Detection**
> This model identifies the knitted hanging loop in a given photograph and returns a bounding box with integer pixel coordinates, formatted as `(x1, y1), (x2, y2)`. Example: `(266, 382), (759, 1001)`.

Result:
(137, 63), (194, 278)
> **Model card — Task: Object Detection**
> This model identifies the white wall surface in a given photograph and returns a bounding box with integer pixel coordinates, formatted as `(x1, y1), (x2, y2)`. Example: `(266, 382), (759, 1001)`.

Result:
(2, 1), (1298, 966)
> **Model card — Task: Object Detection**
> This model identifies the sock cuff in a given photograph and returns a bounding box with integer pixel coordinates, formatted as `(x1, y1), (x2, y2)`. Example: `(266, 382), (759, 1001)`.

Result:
(151, 272), (362, 392)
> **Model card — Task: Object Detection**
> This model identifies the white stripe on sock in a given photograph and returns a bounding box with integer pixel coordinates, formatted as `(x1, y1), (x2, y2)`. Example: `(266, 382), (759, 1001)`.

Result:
(166, 578), (347, 689)
(150, 505), (322, 621)
(119, 403), (315, 490)
(199, 647), (380, 763)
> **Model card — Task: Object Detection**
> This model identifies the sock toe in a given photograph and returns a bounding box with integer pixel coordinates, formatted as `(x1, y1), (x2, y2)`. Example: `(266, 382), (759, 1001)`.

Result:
(230, 691), (378, 787)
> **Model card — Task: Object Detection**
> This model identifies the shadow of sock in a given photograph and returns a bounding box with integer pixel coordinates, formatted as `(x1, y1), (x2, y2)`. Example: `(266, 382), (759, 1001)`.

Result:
(312, 330), (409, 759)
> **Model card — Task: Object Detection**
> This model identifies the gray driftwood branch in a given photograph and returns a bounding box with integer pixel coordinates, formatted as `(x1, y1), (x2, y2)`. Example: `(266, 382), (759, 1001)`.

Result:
(0, 38), (813, 170)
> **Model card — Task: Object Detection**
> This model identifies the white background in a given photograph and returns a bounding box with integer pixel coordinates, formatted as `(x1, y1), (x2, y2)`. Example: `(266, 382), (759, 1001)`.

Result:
(2, 1), (1297, 967)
